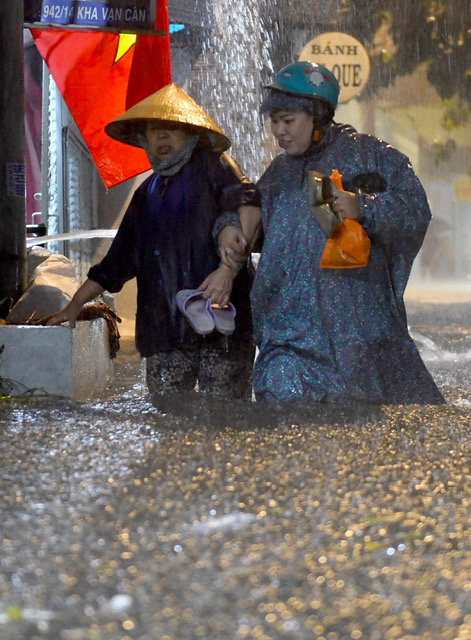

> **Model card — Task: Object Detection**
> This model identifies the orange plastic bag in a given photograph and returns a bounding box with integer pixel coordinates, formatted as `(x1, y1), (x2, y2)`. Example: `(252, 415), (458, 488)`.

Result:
(319, 170), (371, 269)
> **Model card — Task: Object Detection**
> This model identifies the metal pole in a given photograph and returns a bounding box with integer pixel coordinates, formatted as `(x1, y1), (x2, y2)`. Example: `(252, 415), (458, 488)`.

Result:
(0, 4), (27, 303)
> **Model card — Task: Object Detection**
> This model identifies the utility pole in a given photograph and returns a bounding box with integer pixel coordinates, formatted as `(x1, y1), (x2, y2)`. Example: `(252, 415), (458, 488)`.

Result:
(0, 4), (27, 304)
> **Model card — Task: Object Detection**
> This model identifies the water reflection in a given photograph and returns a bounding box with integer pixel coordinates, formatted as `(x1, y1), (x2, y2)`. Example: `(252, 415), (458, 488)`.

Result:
(2, 296), (471, 639)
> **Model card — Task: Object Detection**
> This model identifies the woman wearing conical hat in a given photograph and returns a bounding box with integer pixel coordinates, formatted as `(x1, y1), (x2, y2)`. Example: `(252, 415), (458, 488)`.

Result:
(47, 84), (261, 411)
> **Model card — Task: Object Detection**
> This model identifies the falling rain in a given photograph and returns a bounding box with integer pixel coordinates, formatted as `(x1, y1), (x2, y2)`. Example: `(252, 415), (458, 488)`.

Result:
(1, 1), (471, 639)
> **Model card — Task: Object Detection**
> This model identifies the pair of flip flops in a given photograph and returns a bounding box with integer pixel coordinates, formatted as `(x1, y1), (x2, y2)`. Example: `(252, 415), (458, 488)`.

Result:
(176, 289), (236, 336)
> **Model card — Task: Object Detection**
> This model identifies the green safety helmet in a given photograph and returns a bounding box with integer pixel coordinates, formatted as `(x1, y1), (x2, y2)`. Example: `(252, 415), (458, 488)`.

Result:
(266, 61), (340, 112)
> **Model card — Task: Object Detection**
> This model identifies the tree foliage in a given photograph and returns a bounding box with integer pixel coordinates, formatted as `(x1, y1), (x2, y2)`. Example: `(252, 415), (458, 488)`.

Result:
(336, 0), (471, 105)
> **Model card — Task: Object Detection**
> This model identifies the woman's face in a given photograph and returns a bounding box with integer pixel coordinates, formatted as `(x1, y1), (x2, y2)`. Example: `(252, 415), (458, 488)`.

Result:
(269, 110), (314, 156)
(145, 121), (193, 160)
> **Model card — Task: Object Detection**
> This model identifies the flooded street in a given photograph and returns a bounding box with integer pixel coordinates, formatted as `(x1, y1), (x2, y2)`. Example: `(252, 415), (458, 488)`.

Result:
(1, 286), (471, 640)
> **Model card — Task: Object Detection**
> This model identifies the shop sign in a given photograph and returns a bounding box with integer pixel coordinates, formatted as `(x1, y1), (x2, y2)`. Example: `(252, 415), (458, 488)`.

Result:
(7, 164), (26, 198)
(24, 0), (158, 34)
(299, 32), (370, 103)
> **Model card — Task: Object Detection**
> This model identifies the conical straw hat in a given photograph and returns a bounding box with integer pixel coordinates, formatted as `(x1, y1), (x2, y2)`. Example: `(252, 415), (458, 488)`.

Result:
(105, 83), (231, 152)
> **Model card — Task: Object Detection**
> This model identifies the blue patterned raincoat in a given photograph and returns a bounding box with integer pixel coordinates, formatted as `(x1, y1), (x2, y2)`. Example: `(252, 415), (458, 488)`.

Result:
(251, 122), (444, 404)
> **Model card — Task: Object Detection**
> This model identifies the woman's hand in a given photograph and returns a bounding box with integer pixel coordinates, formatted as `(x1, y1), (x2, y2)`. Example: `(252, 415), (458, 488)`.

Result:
(328, 185), (360, 220)
(217, 226), (249, 270)
(197, 263), (237, 307)
(45, 278), (105, 328)
(46, 302), (82, 328)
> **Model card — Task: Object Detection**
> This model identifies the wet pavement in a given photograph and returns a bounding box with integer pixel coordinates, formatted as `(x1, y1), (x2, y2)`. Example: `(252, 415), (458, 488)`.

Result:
(1, 286), (471, 640)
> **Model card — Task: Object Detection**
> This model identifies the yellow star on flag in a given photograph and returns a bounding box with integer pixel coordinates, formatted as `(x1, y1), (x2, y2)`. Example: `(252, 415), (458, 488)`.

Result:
(115, 34), (136, 62)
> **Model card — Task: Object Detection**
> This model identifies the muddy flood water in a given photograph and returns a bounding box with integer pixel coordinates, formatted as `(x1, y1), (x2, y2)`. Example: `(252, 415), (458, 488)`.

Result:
(1, 285), (471, 640)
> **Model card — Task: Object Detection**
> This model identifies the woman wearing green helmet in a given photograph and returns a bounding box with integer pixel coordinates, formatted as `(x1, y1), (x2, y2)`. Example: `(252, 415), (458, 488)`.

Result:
(246, 60), (444, 405)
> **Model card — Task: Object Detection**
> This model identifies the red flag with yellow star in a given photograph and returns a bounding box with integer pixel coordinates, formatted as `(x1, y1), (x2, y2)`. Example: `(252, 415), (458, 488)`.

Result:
(31, 3), (171, 188)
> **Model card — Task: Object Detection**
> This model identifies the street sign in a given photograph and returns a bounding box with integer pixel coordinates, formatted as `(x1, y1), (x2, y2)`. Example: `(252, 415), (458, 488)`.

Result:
(24, 0), (159, 34)
(299, 32), (370, 103)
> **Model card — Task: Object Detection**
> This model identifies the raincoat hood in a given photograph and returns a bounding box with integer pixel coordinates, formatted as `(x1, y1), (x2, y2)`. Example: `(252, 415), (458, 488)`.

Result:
(105, 83), (231, 152)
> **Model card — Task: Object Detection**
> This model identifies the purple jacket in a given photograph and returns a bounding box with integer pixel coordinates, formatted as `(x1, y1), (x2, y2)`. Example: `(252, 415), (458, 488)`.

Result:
(89, 148), (260, 356)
